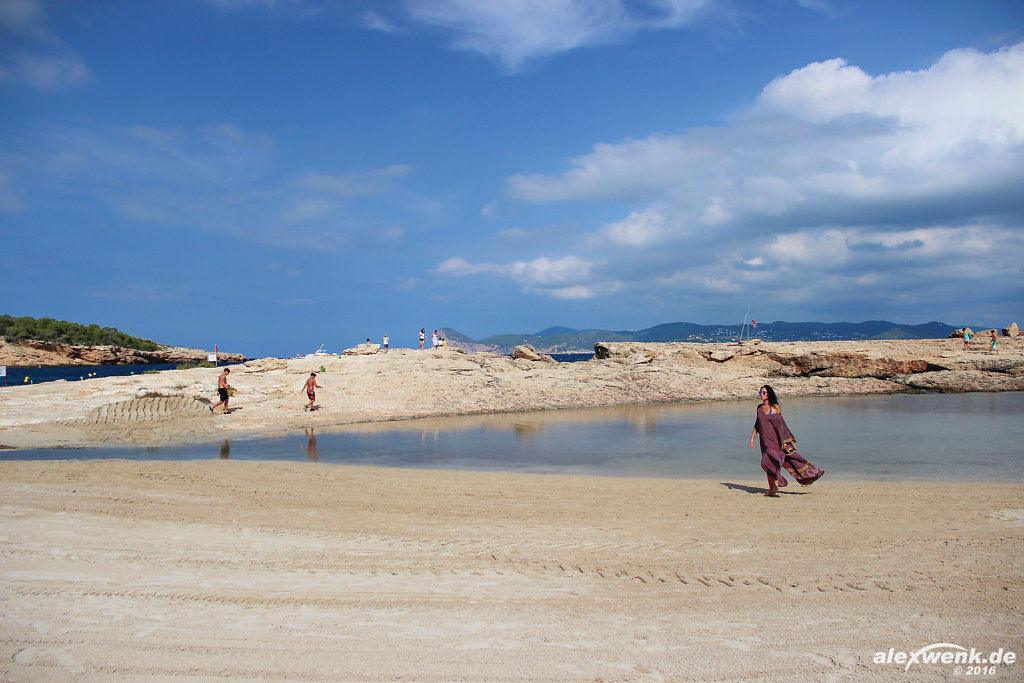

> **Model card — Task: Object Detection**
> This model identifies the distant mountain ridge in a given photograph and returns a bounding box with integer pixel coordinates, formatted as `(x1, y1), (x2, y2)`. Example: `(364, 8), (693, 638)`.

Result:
(442, 320), (960, 355)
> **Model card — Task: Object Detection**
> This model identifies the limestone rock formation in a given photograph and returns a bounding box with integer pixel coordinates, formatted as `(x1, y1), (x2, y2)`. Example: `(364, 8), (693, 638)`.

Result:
(763, 350), (937, 378)
(344, 343), (381, 356)
(512, 345), (556, 363)
(243, 358), (288, 372)
(1004, 322), (1019, 337)
(0, 339), (244, 367)
(897, 370), (1024, 393)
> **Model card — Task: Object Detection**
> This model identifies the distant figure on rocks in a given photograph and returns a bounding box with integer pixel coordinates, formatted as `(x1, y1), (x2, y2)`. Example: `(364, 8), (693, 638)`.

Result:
(382, 333), (389, 353)
(963, 329), (972, 350)
(210, 368), (231, 414)
(990, 332), (999, 355)
(748, 384), (825, 497)
(432, 330), (440, 348)
(303, 372), (321, 412)
(419, 328), (426, 350)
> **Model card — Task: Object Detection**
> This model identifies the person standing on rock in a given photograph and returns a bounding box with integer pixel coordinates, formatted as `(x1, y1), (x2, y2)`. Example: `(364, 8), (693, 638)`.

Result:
(963, 329), (972, 351)
(748, 384), (825, 497)
(990, 332), (999, 355)
(382, 333), (389, 353)
(210, 368), (231, 414)
(419, 328), (426, 350)
(303, 372), (321, 412)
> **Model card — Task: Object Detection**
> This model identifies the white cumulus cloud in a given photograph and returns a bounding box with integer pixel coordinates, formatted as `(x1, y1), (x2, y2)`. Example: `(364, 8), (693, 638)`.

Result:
(489, 42), (1024, 313)
(435, 254), (610, 297)
(506, 42), (1024, 239)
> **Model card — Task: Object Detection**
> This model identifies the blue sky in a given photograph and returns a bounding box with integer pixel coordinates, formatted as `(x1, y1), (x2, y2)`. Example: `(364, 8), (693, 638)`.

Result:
(2, 0), (1022, 356)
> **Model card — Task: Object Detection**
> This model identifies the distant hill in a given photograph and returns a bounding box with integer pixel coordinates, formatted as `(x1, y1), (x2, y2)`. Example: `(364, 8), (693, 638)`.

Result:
(442, 320), (960, 354)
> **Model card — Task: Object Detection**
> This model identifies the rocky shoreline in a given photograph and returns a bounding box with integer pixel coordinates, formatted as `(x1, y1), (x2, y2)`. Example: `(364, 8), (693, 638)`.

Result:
(0, 337), (1021, 450)
(0, 339), (245, 367)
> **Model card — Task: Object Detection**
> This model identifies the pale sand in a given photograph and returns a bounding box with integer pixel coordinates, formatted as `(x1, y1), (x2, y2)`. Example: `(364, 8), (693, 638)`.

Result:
(2, 460), (1022, 681)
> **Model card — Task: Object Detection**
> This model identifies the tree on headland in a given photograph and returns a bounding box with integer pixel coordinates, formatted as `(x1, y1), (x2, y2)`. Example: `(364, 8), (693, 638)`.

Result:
(0, 315), (160, 351)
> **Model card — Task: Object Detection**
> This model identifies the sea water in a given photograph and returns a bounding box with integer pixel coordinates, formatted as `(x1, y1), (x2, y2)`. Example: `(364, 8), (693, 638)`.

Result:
(4, 392), (1022, 482)
(4, 354), (588, 386)
(2, 363), (183, 385)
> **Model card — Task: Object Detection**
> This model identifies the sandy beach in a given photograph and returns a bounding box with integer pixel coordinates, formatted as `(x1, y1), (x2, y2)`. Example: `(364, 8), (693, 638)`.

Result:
(2, 339), (1022, 680)
(2, 460), (1023, 681)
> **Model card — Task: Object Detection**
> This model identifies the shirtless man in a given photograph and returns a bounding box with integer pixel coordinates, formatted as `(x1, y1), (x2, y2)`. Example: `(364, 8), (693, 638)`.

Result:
(303, 372), (321, 412)
(210, 368), (231, 413)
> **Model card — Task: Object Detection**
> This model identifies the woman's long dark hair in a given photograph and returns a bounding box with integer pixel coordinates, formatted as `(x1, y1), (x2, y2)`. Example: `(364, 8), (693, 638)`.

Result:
(760, 384), (779, 406)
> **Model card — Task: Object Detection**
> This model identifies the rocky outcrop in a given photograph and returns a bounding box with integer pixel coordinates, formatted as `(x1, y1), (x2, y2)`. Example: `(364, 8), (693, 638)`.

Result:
(343, 343), (381, 356)
(896, 370), (1024, 393)
(243, 358), (289, 372)
(949, 328), (973, 339)
(512, 345), (556, 363)
(0, 339), (244, 367)
(593, 338), (1024, 386)
(1004, 322), (1019, 337)
(762, 351), (939, 378)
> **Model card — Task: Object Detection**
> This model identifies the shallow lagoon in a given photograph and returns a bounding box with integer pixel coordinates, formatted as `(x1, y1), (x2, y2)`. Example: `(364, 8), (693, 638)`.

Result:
(7, 392), (1023, 482)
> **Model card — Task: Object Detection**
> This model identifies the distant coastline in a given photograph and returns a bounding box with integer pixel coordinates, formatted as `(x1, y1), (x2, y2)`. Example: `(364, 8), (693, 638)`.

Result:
(0, 315), (246, 368)
(442, 319), (989, 355)
(0, 339), (245, 368)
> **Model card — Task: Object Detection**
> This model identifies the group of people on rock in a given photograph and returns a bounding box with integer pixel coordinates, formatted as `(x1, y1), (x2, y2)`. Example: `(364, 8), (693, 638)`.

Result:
(418, 328), (446, 349)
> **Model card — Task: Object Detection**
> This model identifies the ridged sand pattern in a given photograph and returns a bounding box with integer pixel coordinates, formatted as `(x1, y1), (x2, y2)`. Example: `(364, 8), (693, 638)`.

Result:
(66, 396), (209, 426)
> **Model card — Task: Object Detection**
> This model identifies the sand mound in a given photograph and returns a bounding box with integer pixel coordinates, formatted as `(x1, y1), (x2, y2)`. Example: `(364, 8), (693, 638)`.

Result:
(65, 395), (210, 427)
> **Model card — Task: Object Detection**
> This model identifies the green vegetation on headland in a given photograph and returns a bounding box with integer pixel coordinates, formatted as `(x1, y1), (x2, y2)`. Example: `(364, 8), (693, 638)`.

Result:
(0, 315), (160, 351)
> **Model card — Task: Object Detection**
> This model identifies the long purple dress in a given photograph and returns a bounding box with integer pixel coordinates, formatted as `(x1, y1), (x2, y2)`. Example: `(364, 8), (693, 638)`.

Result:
(753, 404), (825, 487)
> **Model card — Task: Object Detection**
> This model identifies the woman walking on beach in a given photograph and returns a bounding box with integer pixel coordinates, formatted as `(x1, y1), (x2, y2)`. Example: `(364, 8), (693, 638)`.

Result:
(748, 385), (825, 497)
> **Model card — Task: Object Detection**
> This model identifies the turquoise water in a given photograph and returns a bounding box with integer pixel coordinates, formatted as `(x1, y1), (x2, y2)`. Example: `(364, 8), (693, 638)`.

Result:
(5, 392), (1022, 482)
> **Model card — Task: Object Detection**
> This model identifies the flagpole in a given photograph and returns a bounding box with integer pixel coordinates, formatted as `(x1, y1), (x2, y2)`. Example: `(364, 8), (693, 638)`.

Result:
(738, 305), (750, 343)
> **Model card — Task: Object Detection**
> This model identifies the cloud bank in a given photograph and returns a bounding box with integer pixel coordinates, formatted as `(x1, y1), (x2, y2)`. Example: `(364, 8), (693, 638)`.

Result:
(440, 43), (1024, 317)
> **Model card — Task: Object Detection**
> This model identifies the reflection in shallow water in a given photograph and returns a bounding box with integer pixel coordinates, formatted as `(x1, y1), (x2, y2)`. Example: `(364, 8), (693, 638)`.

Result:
(218, 440), (231, 459)
(5, 392), (1023, 481)
(305, 428), (318, 461)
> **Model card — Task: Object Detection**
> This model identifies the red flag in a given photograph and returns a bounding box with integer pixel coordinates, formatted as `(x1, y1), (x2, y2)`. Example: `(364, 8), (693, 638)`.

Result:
(752, 320), (757, 328)
(215, 344), (218, 354)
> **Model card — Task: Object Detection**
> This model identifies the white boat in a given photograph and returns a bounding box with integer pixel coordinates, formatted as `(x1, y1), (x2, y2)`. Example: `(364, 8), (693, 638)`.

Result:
(297, 344), (332, 358)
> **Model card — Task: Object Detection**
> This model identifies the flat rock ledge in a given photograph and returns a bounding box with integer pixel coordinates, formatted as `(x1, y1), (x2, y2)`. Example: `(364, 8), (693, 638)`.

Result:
(593, 339), (1024, 392)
